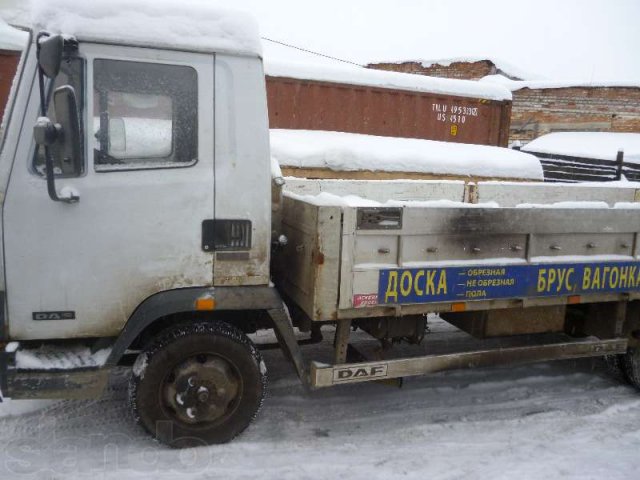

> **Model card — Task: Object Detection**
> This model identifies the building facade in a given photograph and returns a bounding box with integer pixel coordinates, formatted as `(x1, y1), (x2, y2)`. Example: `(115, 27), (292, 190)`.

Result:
(508, 84), (640, 144)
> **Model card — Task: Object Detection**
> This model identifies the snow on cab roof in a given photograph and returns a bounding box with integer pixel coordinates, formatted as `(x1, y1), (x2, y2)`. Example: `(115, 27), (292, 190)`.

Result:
(28, 0), (262, 57)
(523, 132), (640, 164)
(0, 18), (28, 51)
(265, 60), (512, 102)
(271, 129), (542, 181)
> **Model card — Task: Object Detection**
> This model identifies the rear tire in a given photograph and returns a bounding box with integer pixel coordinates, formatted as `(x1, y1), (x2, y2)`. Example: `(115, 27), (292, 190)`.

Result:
(622, 348), (640, 390)
(604, 354), (630, 383)
(129, 321), (267, 448)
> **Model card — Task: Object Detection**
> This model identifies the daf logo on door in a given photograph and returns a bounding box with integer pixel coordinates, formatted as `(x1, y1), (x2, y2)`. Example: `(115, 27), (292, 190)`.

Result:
(32, 311), (76, 321)
(332, 363), (388, 383)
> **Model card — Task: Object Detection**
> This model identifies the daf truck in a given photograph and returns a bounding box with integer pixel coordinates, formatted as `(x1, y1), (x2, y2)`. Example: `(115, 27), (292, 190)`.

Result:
(0, 4), (639, 448)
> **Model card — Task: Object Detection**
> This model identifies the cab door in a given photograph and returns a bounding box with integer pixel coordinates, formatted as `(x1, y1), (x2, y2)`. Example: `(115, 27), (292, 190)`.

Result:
(4, 44), (215, 340)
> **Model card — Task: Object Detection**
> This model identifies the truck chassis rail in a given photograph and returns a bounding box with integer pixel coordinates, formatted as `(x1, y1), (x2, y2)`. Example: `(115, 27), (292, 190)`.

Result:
(310, 337), (627, 388)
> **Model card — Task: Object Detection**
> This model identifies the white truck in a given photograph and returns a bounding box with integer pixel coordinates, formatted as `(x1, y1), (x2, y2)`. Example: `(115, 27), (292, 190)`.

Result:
(1, 3), (639, 448)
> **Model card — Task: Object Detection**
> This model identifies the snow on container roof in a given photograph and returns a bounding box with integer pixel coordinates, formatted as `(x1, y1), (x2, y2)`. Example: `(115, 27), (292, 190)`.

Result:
(0, 18), (28, 51)
(523, 132), (640, 164)
(28, 0), (262, 57)
(271, 129), (543, 181)
(481, 74), (640, 91)
(265, 60), (512, 102)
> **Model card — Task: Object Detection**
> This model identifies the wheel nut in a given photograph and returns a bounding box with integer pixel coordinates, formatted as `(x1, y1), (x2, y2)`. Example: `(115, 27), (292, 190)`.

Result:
(197, 387), (210, 403)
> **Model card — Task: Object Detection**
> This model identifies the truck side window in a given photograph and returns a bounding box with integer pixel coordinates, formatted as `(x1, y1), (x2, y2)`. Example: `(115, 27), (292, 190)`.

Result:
(32, 56), (85, 177)
(93, 59), (197, 171)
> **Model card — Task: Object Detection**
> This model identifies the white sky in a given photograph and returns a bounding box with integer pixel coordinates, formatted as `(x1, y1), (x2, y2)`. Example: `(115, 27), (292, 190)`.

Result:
(1, 0), (638, 81)
(215, 0), (640, 81)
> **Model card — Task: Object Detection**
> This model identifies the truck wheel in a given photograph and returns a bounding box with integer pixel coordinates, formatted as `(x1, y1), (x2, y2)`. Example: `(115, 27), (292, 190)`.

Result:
(604, 354), (629, 383)
(622, 348), (640, 390)
(129, 321), (266, 448)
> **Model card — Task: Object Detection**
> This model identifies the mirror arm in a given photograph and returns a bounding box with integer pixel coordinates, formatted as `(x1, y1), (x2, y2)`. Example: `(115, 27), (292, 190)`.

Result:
(37, 68), (47, 117)
(42, 145), (79, 204)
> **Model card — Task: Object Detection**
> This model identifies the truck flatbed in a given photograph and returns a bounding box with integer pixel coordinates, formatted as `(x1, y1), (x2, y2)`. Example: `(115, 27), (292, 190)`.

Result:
(275, 179), (640, 321)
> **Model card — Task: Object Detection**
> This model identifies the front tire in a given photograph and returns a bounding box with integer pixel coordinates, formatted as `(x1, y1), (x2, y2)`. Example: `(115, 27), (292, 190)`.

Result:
(129, 321), (266, 448)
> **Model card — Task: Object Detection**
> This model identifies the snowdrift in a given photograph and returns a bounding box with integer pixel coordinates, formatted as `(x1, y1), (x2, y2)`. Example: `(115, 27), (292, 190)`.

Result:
(271, 129), (543, 181)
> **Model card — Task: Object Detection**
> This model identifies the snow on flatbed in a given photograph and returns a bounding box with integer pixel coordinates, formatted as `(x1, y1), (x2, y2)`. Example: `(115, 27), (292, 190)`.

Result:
(0, 319), (638, 479)
(271, 129), (543, 180)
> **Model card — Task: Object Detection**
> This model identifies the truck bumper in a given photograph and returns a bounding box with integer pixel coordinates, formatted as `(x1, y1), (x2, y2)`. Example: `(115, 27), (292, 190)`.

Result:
(0, 345), (16, 402)
(0, 342), (110, 400)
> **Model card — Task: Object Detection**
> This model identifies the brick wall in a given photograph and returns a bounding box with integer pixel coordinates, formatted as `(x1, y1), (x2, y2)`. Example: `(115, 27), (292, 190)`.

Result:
(369, 60), (497, 80)
(510, 86), (640, 144)
(0, 50), (20, 122)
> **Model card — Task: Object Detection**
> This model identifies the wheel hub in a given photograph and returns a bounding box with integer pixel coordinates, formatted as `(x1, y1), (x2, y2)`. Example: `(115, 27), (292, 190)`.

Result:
(163, 355), (240, 425)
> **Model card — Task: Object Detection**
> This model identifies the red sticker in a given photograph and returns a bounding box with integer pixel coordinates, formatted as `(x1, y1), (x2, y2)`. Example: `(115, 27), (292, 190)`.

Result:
(353, 294), (378, 308)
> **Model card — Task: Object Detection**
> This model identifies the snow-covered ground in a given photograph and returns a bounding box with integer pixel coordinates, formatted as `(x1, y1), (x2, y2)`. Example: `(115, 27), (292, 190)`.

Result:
(1, 319), (638, 479)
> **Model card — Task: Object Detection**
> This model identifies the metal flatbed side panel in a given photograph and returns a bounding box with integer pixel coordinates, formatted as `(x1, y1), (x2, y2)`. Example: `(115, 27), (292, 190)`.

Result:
(310, 338), (628, 388)
(283, 178), (466, 203)
(335, 292), (634, 320)
(346, 205), (640, 312)
(475, 181), (640, 207)
(274, 196), (342, 320)
(279, 196), (640, 321)
(388, 207), (640, 236)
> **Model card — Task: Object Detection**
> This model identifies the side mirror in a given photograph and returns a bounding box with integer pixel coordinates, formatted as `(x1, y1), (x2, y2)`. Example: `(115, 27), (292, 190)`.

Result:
(38, 34), (64, 79)
(53, 85), (82, 177)
(33, 85), (82, 203)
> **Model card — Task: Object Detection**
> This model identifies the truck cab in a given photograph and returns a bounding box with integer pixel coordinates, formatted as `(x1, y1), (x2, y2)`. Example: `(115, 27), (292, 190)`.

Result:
(1, 9), (274, 341)
(0, 4), (292, 447)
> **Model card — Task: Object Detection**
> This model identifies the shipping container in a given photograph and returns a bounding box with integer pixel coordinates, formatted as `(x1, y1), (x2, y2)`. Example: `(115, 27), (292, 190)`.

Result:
(266, 62), (513, 147)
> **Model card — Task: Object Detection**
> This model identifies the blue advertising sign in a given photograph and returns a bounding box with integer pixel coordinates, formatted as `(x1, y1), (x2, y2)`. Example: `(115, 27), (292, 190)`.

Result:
(377, 261), (640, 305)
